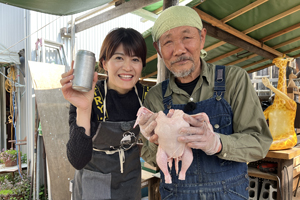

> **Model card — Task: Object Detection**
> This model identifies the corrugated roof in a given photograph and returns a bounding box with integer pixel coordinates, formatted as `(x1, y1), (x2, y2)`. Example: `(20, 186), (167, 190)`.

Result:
(141, 0), (300, 78)
(1, 0), (299, 78)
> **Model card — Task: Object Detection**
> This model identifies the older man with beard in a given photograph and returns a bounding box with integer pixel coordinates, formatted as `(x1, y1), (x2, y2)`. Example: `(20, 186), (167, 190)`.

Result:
(139, 5), (273, 200)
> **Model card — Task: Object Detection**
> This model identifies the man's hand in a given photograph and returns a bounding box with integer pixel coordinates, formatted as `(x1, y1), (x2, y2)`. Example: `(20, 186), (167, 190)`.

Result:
(178, 112), (222, 155)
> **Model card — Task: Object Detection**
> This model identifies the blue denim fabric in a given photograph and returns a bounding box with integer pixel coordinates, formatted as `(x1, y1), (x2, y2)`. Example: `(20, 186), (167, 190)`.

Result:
(159, 66), (249, 200)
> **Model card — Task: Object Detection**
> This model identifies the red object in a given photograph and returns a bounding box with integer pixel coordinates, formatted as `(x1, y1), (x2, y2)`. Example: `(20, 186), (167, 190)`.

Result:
(257, 163), (278, 173)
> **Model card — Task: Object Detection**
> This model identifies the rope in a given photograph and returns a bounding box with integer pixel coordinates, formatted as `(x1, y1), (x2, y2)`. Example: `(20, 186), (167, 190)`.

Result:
(4, 65), (22, 177)
(5, 66), (16, 143)
(0, 15), (62, 55)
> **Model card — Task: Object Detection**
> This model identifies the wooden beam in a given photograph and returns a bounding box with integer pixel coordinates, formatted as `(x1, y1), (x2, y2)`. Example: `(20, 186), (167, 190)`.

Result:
(153, 0), (188, 15)
(260, 22), (300, 42)
(69, 0), (161, 33)
(67, 0), (118, 24)
(221, 0), (268, 23)
(240, 44), (300, 69)
(146, 54), (158, 63)
(247, 63), (273, 73)
(153, 6), (163, 14)
(115, 0), (125, 6)
(207, 48), (243, 63)
(226, 53), (257, 66)
(204, 41), (226, 52)
(141, 71), (158, 79)
(203, 21), (277, 60)
(242, 4), (300, 34)
(242, 58), (269, 69)
(272, 36), (300, 49)
(192, 0), (207, 8)
(195, 8), (283, 57)
(204, 0), (267, 52)
(292, 52), (300, 58)
(132, 8), (158, 22)
(230, 36), (300, 69)
(285, 46), (300, 55)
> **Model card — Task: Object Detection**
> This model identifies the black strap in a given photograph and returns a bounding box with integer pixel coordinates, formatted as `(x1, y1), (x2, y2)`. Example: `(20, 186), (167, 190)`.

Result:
(214, 65), (226, 92)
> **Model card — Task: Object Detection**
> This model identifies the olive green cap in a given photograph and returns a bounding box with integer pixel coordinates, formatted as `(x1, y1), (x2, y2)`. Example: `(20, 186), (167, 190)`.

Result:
(152, 6), (203, 42)
(152, 6), (207, 58)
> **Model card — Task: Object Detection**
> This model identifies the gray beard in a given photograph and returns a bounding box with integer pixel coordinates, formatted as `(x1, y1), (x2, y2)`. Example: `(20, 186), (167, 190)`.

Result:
(170, 63), (196, 78)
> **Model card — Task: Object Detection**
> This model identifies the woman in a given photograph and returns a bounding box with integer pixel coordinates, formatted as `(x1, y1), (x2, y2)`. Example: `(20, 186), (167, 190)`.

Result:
(60, 27), (149, 200)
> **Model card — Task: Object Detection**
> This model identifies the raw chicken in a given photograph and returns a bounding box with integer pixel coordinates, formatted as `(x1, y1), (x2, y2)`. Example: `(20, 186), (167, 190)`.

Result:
(135, 107), (193, 184)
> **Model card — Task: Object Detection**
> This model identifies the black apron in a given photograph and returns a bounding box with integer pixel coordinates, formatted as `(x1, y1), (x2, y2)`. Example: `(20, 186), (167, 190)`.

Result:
(72, 81), (142, 200)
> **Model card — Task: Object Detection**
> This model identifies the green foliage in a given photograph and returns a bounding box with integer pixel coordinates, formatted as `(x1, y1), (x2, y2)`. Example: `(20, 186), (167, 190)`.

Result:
(0, 172), (31, 199)
(0, 148), (21, 163)
(21, 154), (27, 164)
(0, 190), (13, 195)
(0, 174), (14, 184)
(39, 185), (48, 200)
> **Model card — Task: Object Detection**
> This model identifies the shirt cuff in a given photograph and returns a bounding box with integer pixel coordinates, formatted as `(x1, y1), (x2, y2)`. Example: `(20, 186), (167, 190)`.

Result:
(149, 141), (158, 151)
(217, 134), (235, 160)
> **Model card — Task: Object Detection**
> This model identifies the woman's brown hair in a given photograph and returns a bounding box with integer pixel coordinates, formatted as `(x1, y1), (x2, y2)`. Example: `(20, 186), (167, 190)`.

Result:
(99, 28), (147, 71)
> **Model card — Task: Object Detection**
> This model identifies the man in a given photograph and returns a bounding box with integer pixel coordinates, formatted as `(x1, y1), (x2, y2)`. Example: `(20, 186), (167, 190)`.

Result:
(139, 6), (273, 200)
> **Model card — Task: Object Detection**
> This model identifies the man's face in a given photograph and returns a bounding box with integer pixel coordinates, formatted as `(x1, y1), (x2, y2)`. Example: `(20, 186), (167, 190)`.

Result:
(154, 26), (206, 83)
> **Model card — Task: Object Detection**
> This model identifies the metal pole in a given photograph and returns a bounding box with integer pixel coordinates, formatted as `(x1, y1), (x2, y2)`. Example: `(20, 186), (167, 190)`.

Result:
(36, 134), (40, 200)
(163, 0), (178, 9)
(71, 15), (76, 63)
(0, 66), (6, 150)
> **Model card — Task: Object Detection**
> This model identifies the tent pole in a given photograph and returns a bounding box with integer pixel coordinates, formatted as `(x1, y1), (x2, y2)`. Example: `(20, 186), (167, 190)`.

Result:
(156, 0), (178, 84)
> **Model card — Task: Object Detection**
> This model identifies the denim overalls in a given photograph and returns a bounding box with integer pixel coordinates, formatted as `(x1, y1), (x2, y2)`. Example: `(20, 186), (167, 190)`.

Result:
(159, 66), (249, 200)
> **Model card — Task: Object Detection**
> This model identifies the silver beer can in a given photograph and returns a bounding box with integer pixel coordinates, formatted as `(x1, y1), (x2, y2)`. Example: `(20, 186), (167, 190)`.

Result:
(72, 50), (96, 92)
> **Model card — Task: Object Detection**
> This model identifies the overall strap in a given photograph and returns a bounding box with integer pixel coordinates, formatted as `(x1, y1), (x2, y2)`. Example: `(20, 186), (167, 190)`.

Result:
(162, 79), (172, 114)
(214, 65), (226, 97)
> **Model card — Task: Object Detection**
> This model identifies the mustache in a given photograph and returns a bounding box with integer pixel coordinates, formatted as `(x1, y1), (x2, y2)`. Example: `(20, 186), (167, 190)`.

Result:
(171, 56), (193, 65)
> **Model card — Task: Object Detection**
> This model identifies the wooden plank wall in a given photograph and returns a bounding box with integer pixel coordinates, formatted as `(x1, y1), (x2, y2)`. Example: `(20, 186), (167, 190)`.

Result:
(29, 61), (75, 200)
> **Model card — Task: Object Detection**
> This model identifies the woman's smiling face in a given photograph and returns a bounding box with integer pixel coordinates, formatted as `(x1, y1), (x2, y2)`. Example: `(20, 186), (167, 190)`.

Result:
(102, 43), (143, 94)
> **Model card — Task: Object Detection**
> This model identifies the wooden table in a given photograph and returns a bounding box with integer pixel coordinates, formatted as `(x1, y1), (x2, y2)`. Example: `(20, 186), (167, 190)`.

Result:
(0, 163), (27, 177)
(141, 169), (161, 200)
(248, 146), (300, 200)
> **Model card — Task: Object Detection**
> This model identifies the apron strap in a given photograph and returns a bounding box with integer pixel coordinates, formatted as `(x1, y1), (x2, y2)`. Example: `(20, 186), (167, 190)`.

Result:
(162, 79), (172, 114)
(93, 148), (125, 173)
(134, 85), (143, 106)
(104, 80), (107, 122)
(103, 80), (142, 122)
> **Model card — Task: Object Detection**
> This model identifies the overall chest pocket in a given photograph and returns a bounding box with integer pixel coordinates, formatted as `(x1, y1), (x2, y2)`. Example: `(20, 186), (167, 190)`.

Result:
(209, 114), (232, 134)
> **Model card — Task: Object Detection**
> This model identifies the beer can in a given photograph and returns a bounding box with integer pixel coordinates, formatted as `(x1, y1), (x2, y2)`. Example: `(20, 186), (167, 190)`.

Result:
(72, 50), (96, 92)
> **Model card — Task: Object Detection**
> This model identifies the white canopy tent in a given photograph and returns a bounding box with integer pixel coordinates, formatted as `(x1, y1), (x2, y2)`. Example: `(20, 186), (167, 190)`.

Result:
(0, 43), (20, 64)
(0, 43), (21, 152)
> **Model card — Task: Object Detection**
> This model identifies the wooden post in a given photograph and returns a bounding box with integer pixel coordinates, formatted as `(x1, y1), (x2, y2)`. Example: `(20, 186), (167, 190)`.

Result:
(163, 0), (178, 9)
(8, 137), (27, 172)
(156, 0), (179, 84)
